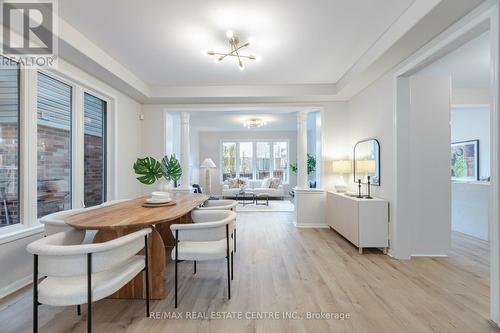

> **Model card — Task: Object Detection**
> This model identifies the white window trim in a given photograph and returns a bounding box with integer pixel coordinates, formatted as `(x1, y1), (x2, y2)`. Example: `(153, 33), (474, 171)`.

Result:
(220, 139), (290, 184)
(0, 65), (117, 241)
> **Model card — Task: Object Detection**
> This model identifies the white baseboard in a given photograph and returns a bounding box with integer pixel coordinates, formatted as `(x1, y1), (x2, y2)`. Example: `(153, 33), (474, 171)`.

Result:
(411, 254), (449, 257)
(294, 223), (330, 229)
(0, 275), (31, 299)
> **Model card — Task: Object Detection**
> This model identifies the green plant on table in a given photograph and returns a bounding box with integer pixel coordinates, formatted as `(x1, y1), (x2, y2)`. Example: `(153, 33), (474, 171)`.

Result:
(133, 157), (164, 185)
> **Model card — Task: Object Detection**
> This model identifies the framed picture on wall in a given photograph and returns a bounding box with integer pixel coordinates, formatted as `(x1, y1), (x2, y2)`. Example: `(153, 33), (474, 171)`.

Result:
(451, 140), (479, 181)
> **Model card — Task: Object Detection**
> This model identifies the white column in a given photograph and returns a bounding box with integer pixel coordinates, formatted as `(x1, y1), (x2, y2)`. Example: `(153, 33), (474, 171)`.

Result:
(296, 111), (309, 189)
(179, 112), (190, 189)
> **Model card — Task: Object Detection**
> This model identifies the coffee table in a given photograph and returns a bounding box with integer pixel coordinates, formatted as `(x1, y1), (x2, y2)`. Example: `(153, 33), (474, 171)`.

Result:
(255, 193), (269, 206)
(236, 190), (255, 206)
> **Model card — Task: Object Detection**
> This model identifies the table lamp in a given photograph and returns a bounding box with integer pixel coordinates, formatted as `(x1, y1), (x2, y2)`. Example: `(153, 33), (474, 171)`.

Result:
(200, 158), (217, 195)
(332, 159), (352, 193)
(355, 159), (376, 175)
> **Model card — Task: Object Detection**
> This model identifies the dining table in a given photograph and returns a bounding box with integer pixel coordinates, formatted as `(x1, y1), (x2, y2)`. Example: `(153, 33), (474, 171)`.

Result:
(66, 192), (209, 300)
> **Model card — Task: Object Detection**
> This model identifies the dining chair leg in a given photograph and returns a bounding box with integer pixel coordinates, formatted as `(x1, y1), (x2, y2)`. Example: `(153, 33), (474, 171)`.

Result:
(194, 261), (196, 274)
(231, 251), (234, 281)
(77, 305), (81, 316)
(33, 255), (38, 333)
(175, 230), (178, 308)
(234, 228), (236, 253)
(144, 235), (150, 317)
(87, 253), (92, 333)
(226, 225), (231, 300)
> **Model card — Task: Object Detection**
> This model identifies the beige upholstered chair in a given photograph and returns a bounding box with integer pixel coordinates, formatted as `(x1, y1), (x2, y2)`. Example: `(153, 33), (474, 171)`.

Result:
(170, 210), (236, 308)
(39, 207), (100, 243)
(196, 200), (238, 252)
(100, 199), (131, 207)
(26, 228), (152, 333)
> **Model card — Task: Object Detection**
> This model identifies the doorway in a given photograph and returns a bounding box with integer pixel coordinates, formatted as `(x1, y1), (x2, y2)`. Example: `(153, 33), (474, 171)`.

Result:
(393, 4), (499, 324)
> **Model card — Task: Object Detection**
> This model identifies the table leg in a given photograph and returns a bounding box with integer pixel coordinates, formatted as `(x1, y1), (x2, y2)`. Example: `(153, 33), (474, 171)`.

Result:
(93, 227), (166, 299)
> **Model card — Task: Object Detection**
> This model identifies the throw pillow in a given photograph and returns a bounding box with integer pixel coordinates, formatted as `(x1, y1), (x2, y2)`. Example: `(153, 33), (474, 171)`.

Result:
(261, 177), (271, 188)
(269, 177), (281, 189)
(227, 178), (238, 188)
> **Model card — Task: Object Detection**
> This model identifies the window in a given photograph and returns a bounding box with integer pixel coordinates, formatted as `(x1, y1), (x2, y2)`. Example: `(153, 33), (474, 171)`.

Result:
(84, 93), (106, 207)
(239, 142), (253, 179)
(37, 73), (72, 218)
(222, 142), (236, 181)
(0, 58), (20, 227)
(256, 142), (270, 179)
(221, 140), (289, 182)
(273, 141), (288, 182)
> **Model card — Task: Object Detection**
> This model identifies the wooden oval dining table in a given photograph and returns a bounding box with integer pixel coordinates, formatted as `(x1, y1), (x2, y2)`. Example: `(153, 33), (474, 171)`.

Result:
(66, 192), (209, 300)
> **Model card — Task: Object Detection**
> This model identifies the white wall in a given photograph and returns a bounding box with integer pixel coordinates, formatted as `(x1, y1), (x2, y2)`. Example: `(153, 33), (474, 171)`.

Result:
(346, 74), (394, 205)
(197, 130), (298, 195)
(451, 106), (490, 180)
(0, 58), (143, 298)
(407, 75), (452, 256)
(321, 102), (350, 192)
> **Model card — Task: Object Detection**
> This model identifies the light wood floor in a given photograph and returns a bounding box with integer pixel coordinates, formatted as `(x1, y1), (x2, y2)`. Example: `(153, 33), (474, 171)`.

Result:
(0, 212), (497, 333)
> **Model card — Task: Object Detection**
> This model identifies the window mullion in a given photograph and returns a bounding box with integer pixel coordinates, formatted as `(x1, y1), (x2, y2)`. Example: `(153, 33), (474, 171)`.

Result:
(73, 86), (84, 208)
(21, 67), (38, 226)
(270, 142), (275, 178)
(236, 142), (240, 178)
(252, 142), (256, 179)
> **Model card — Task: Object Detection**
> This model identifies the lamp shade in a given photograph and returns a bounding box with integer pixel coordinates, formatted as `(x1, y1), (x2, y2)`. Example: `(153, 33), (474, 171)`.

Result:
(332, 160), (352, 174)
(200, 158), (216, 168)
(355, 159), (376, 173)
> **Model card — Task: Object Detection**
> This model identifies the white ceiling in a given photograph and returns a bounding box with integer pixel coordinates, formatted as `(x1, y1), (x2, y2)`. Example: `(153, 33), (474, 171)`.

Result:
(190, 111), (297, 132)
(418, 32), (490, 89)
(59, 0), (415, 86)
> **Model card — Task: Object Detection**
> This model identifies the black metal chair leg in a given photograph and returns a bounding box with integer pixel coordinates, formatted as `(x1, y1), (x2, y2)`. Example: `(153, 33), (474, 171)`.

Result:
(194, 261), (196, 274)
(145, 235), (150, 317)
(87, 253), (92, 333)
(33, 255), (38, 333)
(77, 304), (81, 316)
(175, 230), (178, 308)
(231, 251), (234, 281)
(226, 225), (231, 300)
(234, 228), (236, 253)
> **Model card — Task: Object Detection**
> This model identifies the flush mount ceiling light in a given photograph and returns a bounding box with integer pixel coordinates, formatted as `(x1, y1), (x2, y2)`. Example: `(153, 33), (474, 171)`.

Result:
(204, 30), (259, 70)
(244, 118), (266, 129)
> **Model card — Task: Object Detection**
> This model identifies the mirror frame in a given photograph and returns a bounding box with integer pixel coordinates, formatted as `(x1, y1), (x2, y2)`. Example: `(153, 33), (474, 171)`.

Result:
(353, 138), (381, 186)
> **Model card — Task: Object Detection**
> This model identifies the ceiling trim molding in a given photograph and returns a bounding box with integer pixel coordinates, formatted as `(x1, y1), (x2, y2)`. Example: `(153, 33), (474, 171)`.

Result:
(336, 0), (441, 92)
(54, 0), (487, 104)
(57, 17), (151, 99)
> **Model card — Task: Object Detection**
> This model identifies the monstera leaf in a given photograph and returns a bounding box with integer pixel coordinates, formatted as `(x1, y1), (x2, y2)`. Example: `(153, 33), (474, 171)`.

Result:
(161, 154), (182, 182)
(133, 157), (164, 185)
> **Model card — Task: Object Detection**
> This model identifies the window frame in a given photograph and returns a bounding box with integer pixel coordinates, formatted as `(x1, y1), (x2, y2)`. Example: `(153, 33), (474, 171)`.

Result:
(36, 71), (74, 217)
(220, 139), (290, 184)
(83, 91), (108, 206)
(0, 57), (21, 230)
(0, 63), (116, 242)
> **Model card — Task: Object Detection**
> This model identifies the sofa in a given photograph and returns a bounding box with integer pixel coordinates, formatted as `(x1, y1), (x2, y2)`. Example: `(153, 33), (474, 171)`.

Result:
(222, 179), (285, 198)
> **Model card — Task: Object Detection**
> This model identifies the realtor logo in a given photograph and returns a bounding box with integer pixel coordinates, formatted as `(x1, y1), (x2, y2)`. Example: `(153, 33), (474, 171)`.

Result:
(0, 0), (58, 67)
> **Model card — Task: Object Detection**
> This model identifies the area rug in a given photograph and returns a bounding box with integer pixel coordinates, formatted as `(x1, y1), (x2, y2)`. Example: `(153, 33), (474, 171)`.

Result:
(236, 199), (295, 212)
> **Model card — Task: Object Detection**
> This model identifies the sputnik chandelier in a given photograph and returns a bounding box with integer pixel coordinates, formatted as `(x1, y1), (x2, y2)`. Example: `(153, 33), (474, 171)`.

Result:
(205, 30), (259, 70)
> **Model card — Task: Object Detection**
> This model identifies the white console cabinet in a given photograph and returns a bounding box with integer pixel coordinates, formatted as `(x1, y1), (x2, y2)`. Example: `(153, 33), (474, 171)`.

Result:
(326, 191), (389, 254)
